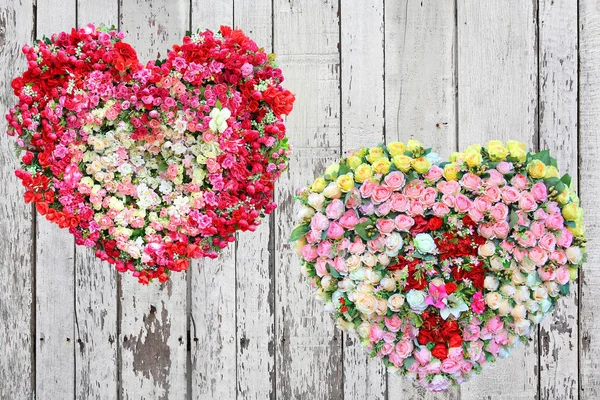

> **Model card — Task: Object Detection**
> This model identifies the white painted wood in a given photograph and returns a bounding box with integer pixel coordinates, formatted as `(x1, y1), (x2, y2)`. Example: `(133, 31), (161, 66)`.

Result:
(385, 1), (458, 398)
(0, 1), (35, 398)
(458, 1), (539, 398)
(234, 2), (277, 398)
(274, 0), (343, 398)
(73, 2), (119, 399)
(579, 1), (600, 398)
(538, 1), (579, 398)
(118, 2), (189, 398)
(340, 1), (387, 399)
(34, 1), (77, 399)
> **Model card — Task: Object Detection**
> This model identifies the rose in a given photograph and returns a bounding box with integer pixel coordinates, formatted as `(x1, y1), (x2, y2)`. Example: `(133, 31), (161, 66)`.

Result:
(327, 222), (345, 240)
(339, 210), (359, 229)
(384, 171), (405, 190)
(518, 192), (538, 212)
(372, 158), (391, 174)
(414, 233), (436, 254)
(461, 173), (482, 191)
(323, 182), (342, 199)
(485, 292), (502, 310)
(531, 182), (548, 202)
(325, 199), (345, 220)
(385, 232), (403, 256)
(478, 241), (496, 257)
(394, 215), (414, 232)
(113, 41), (139, 72)
(393, 155), (413, 172)
(545, 213), (565, 230)
(406, 289), (427, 312)
(390, 193), (409, 212)
(396, 340), (414, 358)
(424, 165), (443, 182)
(354, 164), (373, 183)
(311, 177), (327, 193)
(566, 246), (582, 263)
(511, 174), (530, 190)
(428, 217), (443, 231)
(497, 161), (514, 174)
(454, 194), (472, 213)
(431, 344), (448, 360)
(387, 142), (406, 156)
(307, 193), (326, 210)
(376, 218), (396, 234)
(412, 157), (431, 174)
(501, 186), (521, 203)
(336, 174), (355, 192)
(310, 213), (329, 231)
(354, 292), (377, 315)
(527, 159), (547, 179)
(388, 293), (405, 311)
(372, 185), (393, 204)
(297, 206), (315, 223)
(420, 187), (438, 206)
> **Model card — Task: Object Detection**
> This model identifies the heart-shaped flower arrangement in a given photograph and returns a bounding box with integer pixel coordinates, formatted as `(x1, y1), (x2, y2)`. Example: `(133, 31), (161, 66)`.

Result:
(6, 24), (294, 283)
(290, 140), (586, 391)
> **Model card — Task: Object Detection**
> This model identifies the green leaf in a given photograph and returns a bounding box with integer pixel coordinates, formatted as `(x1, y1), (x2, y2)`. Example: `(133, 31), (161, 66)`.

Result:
(560, 282), (570, 296)
(565, 220), (576, 228)
(289, 224), (310, 242)
(404, 357), (415, 369)
(328, 264), (342, 279)
(158, 160), (169, 172)
(338, 163), (351, 176)
(509, 210), (519, 229)
(561, 173), (572, 187)
(544, 177), (561, 187)
(215, 99), (223, 109)
(354, 221), (372, 241)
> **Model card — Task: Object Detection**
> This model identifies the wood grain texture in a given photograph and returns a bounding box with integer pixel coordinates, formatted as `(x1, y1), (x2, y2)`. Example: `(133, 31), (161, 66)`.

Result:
(340, 1), (387, 399)
(74, 2), (119, 399)
(385, 1), (458, 398)
(34, 1), (77, 399)
(538, 0), (579, 399)
(0, 0), (35, 398)
(579, 1), (600, 398)
(234, 2), (277, 398)
(458, 1), (539, 399)
(274, 0), (343, 398)
(118, 1), (189, 398)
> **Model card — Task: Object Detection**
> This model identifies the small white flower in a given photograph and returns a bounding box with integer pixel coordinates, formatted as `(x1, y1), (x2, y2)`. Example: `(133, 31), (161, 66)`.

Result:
(208, 107), (231, 133)
(158, 180), (173, 195)
(440, 294), (469, 320)
(173, 118), (188, 134)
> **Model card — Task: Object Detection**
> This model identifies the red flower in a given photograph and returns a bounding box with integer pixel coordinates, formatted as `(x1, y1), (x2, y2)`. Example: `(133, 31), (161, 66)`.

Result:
(445, 282), (457, 294)
(432, 343), (448, 360)
(417, 329), (434, 345)
(113, 42), (138, 72)
(411, 216), (429, 233)
(21, 151), (34, 165)
(428, 216), (443, 231)
(449, 334), (463, 348)
(262, 86), (295, 116)
(404, 264), (427, 291)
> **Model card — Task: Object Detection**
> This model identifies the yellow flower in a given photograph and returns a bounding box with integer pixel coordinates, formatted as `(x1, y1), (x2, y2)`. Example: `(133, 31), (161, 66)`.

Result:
(487, 142), (509, 161)
(366, 147), (385, 163)
(527, 160), (547, 179)
(337, 174), (355, 192)
(556, 188), (570, 204)
(412, 157), (431, 174)
(323, 182), (342, 199)
(569, 266), (579, 280)
(466, 144), (482, 153)
(372, 158), (391, 175)
(355, 164), (373, 183)
(567, 220), (585, 237)
(407, 139), (423, 154)
(443, 163), (460, 181)
(347, 155), (363, 170)
(393, 155), (413, 172)
(562, 202), (579, 221)
(387, 142), (406, 157)
(449, 152), (462, 162)
(487, 140), (504, 148)
(507, 140), (526, 152)
(465, 150), (483, 168)
(325, 163), (340, 179)
(544, 166), (560, 178)
(311, 176), (327, 193)
(510, 147), (527, 162)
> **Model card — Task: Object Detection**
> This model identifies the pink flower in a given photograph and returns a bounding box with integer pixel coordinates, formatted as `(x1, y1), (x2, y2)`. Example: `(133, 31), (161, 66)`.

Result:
(482, 185), (501, 202)
(339, 210), (360, 229)
(485, 316), (504, 334)
(420, 187), (438, 206)
(486, 169), (506, 186)
(550, 250), (568, 264)
(314, 258), (328, 277)
(372, 185), (393, 204)
(407, 200), (425, 216)
(317, 241), (333, 257)
(454, 194), (472, 213)
(326, 199), (345, 220)
(501, 186), (521, 203)
(396, 340), (414, 358)
(359, 179), (378, 198)
(516, 230), (538, 247)
(538, 267), (557, 281)
(539, 233), (557, 252)
(394, 215), (415, 232)
(441, 359), (461, 374)
(333, 256), (348, 274)
(327, 222), (345, 239)
(348, 236), (366, 254)
(403, 180), (424, 198)
(310, 213), (329, 231)
(468, 207), (484, 222)
(461, 172), (483, 191)
(556, 227), (574, 248)
(425, 282), (447, 309)
(471, 292), (485, 314)
(556, 266), (571, 284)
(301, 245), (318, 261)
(377, 201), (392, 216)
(424, 165), (443, 182)
(379, 342), (395, 356)
(376, 218), (396, 234)
(511, 174), (530, 190)
(459, 360), (474, 374)
(492, 221), (510, 239)
(432, 202), (450, 217)
(384, 314), (402, 332)
(384, 171), (405, 190)
(413, 347), (431, 365)
(437, 180), (460, 195)
(496, 161), (514, 174)
(388, 352), (404, 367)
(529, 247), (549, 266)
(463, 324), (481, 341)
(474, 196), (492, 213)
(491, 203), (509, 221)
(478, 223), (495, 239)
(369, 324), (385, 343)
(534, 208), (548, 220)
(531, 182), (548, 202)
(390, 193), (409, 212)
(530, 221), (546, 238)
(447, 347), (464, 362)
(545, 213), (565, 231)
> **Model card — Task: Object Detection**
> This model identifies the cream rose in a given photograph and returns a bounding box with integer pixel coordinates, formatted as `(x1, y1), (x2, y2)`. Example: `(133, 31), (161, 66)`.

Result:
(500, 284), (516, 298)
(362, 252), (377, 267)
(379, 277), (396, 292)
(357, 320), (371, 338)
(364, 269), (382, 285)
(545, 281), (560, 297)
(533, 286), (548, 301)
(354, 292), (378, 315)
(484, 276), (500, 291)
(511, 304), (528, 321)
(485, 292), (502, 310)
(478, 241), (496, 257)
(387, 294), (406, 312)
(346, 254), (362, 271)
(323, 182), (342, 199)
(513, 286), (531, 303)
(514, 319), (532, 336)
(512, 269), (527, 285)
(489, 256), (504, 271)
(498, 299), (513, 316)
(565, 246), (582, 264)
(307, 193), (326, 210)
(338, 277), (355, 292)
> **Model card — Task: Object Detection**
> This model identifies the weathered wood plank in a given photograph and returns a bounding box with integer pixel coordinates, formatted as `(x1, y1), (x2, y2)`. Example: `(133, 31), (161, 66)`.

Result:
(457, 1), (539, 398)
(538, 0), (579, 398)
(274, 0), (343, 397)
(340, 0), (387, 399)
(0, 0), (36, 399)
(34, 1), (77, 399)
(118, 1), (189, 398)
(385, 1), (458, 397)
(579, 1), (600, 398)
(186, 3), (237, 400)
(234, 2), (277, 398)
(73, 3), (119, 399)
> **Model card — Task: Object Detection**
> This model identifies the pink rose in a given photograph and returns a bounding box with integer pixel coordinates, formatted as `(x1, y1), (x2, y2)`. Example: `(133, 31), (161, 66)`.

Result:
(301, 245), (318, 261)
(367, 236), (386, 252)
(396, 340), (414, 358)
(348, 236), (366, 254)
(441, 359), (461, 374)
(556, 227), (574, 248)
(547, 201), (561, 214)
(513, 247), (526, 262)
(437, 180), (461, 195)
(556, 266), (570, 284)
(339, 210), (360, 229)
(482, 185), (501, 202)
(360, 179), (378, 198)
(468, 207), (484, 222)
(518, 192), (538, 212)
(376, 218), (396, 234)
(388, 352), (404, 367)
(455, 194), (472, 213)
(491, 203), (509, 221)
(327, 222), (345, 239)
(501, 186), (521, 203)
(424, 359), (442, 374)
(496, 161), (514, 174)
(459, 360), (474, 374)
(534, 208), (548, 221)
(333, 256), (348, 273)
(539, 233), (557, 252)
(531, 182), (548, 202)
(306, 229), (321, 244)
(538, 267), (556, 281)
(369, 324), (385, 343)
(379, 342), (395, 356)
(550, 250), (568, 265)
(425, 165), (443, 182)
(466, 341), (484, 363)
(372, 185), (393, 204)
(404, 180), (424, 198)
(311, 213), (329, 231)
(413, 347), (431, 365)
(461, 173), (483, 192)
(326, 199), (345, 220)
(407, 200), (425, 216)
(442, 193), (456, 208)
(377, 201), (392, 216)
(463, 325), (481, 341)
(385, 314), (402, 332)
(485, 341), (501, 357)
(530, 221), (546, 238)
(474, 196), (492, 213)
(529, 247), (549, 266)
(485, 316), (504, 334)
(545, 213), (565, 231)
(383, 332), (397, 343)
(394, 215), (415, 232)
(516, 231), (537, 248)
(360, 202), (375, 216)
(432, 202), (451, 217)
(384, 171), (406, 190)
(486, 169), (506, 186)
(500, 240), (515, 253)
(511, 174), (530, 190)
(390, 193), (409, 212)
(447, 347), (464, 362)
(478, 223), (495, 239)
(317, 241), (333, 257)
(420, 187), (438, 206)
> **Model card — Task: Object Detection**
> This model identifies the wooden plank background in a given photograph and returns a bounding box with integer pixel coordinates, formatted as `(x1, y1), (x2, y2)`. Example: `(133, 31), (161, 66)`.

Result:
(0, 0), (598, 399)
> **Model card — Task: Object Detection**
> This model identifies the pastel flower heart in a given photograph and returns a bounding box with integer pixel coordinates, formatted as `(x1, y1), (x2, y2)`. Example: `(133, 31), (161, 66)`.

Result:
(7, 24), (295, 284)
(290, 140), (586, 392)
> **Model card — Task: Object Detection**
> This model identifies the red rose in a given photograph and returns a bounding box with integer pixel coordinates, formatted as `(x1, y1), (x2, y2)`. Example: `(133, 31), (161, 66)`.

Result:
(411, 216), (429, 233)
(405, 264), (427, 291)
(468, 262), (485, 290)
(449, 334), (463, 348)
(463, 215), (476, 227)
(113, 42), (138, 72)
(22, 151), (34, 165)
(263, 86), (295, 116)
(445, 282), (457, 294)
(432, 343), (448, 360)
(417, 329), (434, 345)
(428, 216), (443, 231)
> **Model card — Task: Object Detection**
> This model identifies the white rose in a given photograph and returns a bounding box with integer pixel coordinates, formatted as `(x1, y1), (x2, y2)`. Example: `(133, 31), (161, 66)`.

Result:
(406, 289), (427, 313)
(511, 304), (527, 321)
(478, 241), (496, 257)
(524, 299), (539, 313)
(500, 284), (516, 298)
(498, 299), (513, 316)
(378, 253), (391, 266)
(512, 269), (527, 285)
(323, 301), (336, 313)
(489, 256), (504, 271)
(346, 255), (362, 271)
(385, 233), (403, 256)
(529, 312), (544, 325)
(565, 246), (582, 264)
(357, 320), (371, 338)
(544, 281), (560, 297)
(307, 193), (326, 210)
(338, 277), (355, 292)
(321, 275), (334, 291)
(362, 252), (377, 267)
(513, 286), (531, 303)
(387, 294), (406, 312)
(533, 286), (548, 301)
(514, 319), (531, 336)
(519, 258), (536, 274)
(484, 275), (500, 291)
(349, 268), (366, 282)
(364, 269), (382, 285)
(485, 292), (502, 310)
(323, 182), (342, 199)
(413, 233), (436, 254)
(297, 206), (315, 223)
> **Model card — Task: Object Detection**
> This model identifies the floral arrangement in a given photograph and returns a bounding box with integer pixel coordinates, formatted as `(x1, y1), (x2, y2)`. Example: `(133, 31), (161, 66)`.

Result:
(6, 24), (294, 283)
(290, 140), (585, 391)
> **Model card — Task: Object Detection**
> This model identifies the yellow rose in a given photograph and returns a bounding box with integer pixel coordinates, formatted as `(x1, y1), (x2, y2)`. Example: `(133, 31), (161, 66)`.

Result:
(354, 164), (373, 183)
(465, 150), (483, 168)
(311, 176), (327, 193)
(556, 188), (570, 204)
(372, 158), (391, 175)
(387, 142), (407, 157)
(366, 147), (385, 163)
(336, 174), (355, 192)
(392, 155), (413, 172)
(527, 160), (547, 179)
(507, 140), (526, 152)
(568, 220), (585, 237)
(443, 163), (460, 180)
(569, 266), (579, 280)
(510, 147), (527, 162)
(347, 155), (363, 170)
(466, 144), (482, 153)
(407, 139), (423, 154)
(562, 202), (578, 221)
(544, 166), (560, 178)
(325, 163), (340, 179)
(412, 157), (431, 174)
(487, 144), (509, 161)
(449, 152), (462, 162)
(487, 140), (504, 148)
